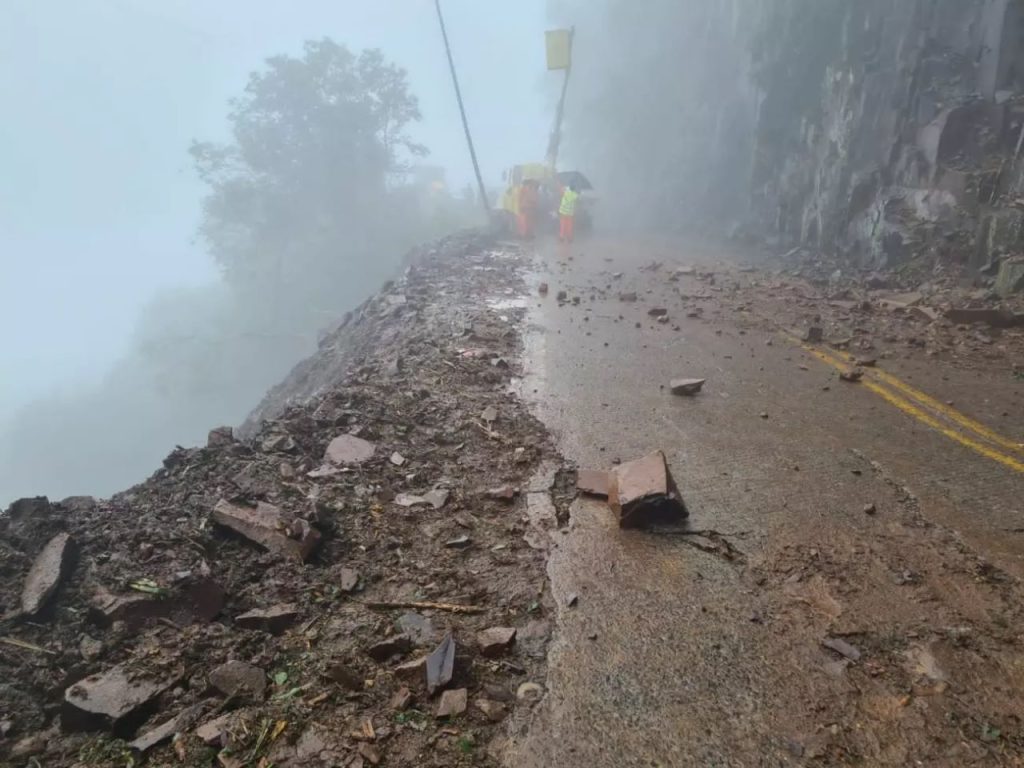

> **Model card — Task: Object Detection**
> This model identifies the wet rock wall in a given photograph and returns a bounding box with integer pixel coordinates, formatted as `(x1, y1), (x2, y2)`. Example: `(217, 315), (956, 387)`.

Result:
(749, 0), (1024, 270)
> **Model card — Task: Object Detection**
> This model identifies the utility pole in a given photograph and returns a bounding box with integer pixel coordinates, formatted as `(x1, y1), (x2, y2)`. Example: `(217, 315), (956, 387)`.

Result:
(434, 0), (490, 216)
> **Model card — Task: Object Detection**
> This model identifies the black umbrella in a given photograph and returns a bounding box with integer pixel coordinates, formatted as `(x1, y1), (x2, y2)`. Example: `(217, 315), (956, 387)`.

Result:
(556, 170), (593, 190)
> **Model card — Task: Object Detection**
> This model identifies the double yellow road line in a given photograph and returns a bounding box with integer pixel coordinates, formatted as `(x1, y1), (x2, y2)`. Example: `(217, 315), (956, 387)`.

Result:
(790, 335), (1024, 474)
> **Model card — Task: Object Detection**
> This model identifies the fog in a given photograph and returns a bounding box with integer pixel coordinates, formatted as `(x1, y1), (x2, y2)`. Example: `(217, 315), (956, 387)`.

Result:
(0, 0), (550, 503)
(547, 0), (757, 234)
(1, 1), (764, 505)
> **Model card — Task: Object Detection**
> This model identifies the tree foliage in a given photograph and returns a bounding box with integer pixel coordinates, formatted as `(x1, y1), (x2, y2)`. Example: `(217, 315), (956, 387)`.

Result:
(190, 39), (426, 313)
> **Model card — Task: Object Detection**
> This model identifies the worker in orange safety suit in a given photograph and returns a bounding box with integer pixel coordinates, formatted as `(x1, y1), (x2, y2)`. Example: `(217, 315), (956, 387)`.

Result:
(517, 179), (539, 239)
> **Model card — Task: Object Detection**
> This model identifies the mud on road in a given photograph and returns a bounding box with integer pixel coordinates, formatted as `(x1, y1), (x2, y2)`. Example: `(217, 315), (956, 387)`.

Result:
(3, 230), (1024, 767)
(512, 237), (1024, 767)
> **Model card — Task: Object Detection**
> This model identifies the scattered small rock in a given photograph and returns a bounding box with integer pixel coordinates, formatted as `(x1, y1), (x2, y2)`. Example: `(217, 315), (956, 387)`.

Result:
(516, 681), (544, 704)
(822, 636), (862, 661)
(477, 627), (517, 658)
(607, 450), (687, 528)
(325, 434), (376, 465)
(339, 568), (360, 593)
(435, 688), (467, 718)
(79, 635), (103, 661)
(475, 698), (508, 722)
(366, 634), (412, 662)
(209, 661), (266, 700)
(235, 603), (300, 635)
(325, 663), (364, 691)
(211, 499), (321, 562)
(62, 665), (173, 734)
(486, 485), (518, 501)
(207, 426), (234, 447)
(390, 686), (412, 710)
(21, 532), (75, 616)
(669, 378), (705, 396)
(359, 742), (382, 765)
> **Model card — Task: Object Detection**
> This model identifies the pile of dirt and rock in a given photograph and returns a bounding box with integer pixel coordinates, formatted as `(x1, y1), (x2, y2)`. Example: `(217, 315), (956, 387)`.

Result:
(0, 232), (573, 767)
(753, 247), (1024, 372)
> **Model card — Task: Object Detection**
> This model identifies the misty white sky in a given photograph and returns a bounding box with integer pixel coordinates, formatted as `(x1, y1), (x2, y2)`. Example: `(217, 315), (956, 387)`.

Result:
(0, 0), (551, 422)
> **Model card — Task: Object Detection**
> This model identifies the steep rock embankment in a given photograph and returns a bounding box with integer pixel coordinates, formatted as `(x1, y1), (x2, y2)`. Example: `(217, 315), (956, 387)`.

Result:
(750, 0), (1024, 274)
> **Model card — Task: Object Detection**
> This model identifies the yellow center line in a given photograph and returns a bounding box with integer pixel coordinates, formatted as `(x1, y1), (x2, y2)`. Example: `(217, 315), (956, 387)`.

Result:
(807, 341), (1022, 451)
(865, 367), (1022, 455)
(797, 342), (1024, 474)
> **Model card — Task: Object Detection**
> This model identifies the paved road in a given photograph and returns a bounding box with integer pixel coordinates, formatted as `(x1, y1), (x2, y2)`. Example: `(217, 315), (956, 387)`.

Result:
(508, 238), (1024, 767)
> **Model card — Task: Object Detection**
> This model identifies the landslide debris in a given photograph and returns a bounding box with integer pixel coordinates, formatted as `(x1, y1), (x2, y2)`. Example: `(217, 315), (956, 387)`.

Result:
(0, 233), (571, 767)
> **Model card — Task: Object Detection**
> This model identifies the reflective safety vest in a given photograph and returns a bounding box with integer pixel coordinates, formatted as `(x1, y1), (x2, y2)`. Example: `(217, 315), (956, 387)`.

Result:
(559, 188), (579, 216)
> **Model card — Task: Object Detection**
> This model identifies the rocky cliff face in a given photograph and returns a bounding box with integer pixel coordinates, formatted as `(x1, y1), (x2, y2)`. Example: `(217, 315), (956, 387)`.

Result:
(748, 0), (1024, 271)
(558, 0), (1024, 275)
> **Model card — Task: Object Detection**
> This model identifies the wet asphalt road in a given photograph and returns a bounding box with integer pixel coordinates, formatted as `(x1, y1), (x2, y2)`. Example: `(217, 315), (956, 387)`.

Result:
(506, 238), (1024, 767)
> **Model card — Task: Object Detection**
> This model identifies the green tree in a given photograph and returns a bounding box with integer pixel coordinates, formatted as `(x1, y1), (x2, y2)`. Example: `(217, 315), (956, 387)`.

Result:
(190, 39), (426, 324)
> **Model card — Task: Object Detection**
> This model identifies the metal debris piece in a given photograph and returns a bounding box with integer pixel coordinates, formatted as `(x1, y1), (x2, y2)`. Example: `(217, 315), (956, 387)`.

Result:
(607, 451), (688, 529)
(426, 633), (455, 695)
(803, 326), (823, 343)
